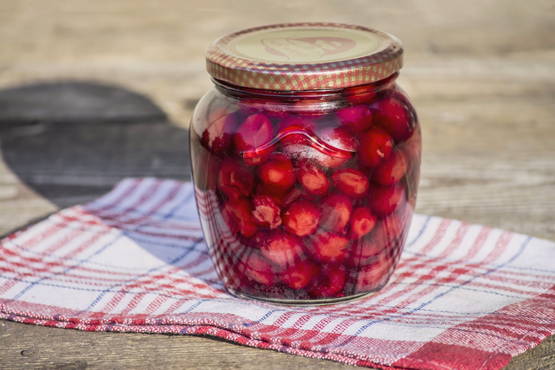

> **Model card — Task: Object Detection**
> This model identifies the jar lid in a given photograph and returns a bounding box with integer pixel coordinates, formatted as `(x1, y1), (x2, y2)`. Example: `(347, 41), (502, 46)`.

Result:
(206, 22), (403, 91)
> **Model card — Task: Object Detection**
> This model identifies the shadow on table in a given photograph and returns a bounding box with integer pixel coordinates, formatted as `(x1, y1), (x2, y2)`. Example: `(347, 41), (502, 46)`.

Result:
(0, 80), (193, 208)
(0, 80), (224, 294)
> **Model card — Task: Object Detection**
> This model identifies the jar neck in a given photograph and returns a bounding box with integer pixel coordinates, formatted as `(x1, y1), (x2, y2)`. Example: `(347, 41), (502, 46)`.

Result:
(212, 72), (399, 102)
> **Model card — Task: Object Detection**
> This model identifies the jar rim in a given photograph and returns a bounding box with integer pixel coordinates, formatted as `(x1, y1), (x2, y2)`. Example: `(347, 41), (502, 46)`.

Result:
(206, 22), (403, 92)
(212, 73), (399, 100)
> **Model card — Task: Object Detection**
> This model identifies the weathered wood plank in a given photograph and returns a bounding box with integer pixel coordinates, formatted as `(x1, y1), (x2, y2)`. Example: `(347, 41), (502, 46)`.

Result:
(0, 321), (553, 369)
(0, 321), (358, 369)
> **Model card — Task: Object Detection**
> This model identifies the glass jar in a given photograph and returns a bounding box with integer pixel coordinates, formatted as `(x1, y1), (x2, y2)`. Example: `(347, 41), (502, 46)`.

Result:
(190, 23), (421, 304)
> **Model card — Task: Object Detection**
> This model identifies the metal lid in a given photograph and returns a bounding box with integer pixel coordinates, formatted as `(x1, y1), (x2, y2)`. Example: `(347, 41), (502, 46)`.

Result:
(206, 22), (403, 91)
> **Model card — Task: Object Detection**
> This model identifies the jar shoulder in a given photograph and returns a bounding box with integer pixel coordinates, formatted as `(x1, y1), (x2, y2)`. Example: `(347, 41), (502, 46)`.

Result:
(191, 83), (418, 142)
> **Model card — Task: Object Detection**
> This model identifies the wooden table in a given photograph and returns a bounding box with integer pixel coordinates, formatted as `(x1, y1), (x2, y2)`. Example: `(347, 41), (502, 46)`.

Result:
(0, 1), (553, 368)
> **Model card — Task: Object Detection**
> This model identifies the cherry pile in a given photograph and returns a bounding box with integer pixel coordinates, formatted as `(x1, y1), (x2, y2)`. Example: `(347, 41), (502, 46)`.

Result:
(192, 84), (420, 302)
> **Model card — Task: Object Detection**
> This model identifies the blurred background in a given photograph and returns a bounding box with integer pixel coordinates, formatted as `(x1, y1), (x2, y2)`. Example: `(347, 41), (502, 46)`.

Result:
(0, 0), (554, 237)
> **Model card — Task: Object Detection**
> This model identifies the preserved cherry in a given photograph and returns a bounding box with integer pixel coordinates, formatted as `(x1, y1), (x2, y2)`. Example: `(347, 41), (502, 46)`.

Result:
(191, 23), (420, 303)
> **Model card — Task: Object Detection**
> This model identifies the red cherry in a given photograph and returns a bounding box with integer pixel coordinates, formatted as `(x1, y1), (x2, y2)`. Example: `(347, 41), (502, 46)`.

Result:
(257, 154), (296, 192)
(254, 181), (288, 204)
(308, 231), (349, 263)
(399, 127), (421, 163)
(281, 186), (304, 207)
(336, 105), (373, 132)
(234, 113), (275, 165)
(222, 198), (258, 237)
(373, 149), (408, 185)
(217, 159), (254, 200)
(297, 160), (329, 196)
(234, 113), (274, 152)
(282, 261), (319, 289)
(309, 266), (346, 298)
(344, 84), (377, 104)
(359, 127), (394, 167)
(279, 116), (315, 132)
(255, 183), (311, 209)
(368, 184), (405, 217)
(320, 193), (352, 232)
(317, 125), (358, 152)
(331, 168), (369, 197)
(242, 148), (274, 166)
(283, 199), (321, 237)
(350, 207), (376, 238)
(374, 97), (414, 142)
(258, 231), (305, 268)
(252, 195), (281, 229)
(277, 116), (315, 146)
(302, 146), (352, 169)
(238, 250), (275, 286)
(355, 254), (392, 291)
(201, 109), (239, 154)
(282, 125), (355, 169)
(281, 143), (351, 170)
(347, 237), (384, 267)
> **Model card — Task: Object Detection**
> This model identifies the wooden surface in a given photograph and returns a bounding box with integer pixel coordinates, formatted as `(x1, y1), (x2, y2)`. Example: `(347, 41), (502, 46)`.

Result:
(0, 0), (554, 368)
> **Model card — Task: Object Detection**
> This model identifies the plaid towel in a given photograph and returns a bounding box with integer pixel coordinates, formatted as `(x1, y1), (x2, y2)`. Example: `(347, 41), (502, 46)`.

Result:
(1, 178), (553, 370)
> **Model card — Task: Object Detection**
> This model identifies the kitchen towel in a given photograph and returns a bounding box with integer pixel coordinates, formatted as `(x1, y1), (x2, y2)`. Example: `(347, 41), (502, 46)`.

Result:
(1, 178), (553, 369)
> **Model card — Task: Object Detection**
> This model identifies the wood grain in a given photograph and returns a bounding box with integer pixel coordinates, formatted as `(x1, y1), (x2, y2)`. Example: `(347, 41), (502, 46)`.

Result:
(0, 0), (554, 368)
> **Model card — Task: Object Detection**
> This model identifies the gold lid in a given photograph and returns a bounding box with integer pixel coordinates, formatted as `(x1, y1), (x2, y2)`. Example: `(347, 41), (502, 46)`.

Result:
(206, 22), (403, 91)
